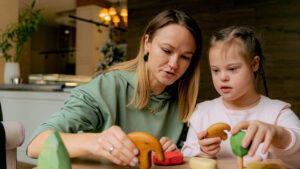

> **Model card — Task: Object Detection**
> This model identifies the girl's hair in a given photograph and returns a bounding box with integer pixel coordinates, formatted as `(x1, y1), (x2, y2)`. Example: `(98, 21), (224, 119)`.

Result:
(105, 9), (202, 122)
(209, 26), (268, 96)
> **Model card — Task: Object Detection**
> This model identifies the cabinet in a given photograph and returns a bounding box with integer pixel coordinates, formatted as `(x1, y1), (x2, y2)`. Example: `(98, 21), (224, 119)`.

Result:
(0, 90), (70, 164)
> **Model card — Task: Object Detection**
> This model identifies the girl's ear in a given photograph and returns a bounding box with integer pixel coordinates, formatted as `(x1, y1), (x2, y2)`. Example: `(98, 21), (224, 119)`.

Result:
(252, 55), (260, 72)
(144, 34), (150, 52)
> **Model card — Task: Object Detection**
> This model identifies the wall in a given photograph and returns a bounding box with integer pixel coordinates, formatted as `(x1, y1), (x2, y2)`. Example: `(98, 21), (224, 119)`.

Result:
(127, 0), (300, 117)
(0, 0), (19, 83)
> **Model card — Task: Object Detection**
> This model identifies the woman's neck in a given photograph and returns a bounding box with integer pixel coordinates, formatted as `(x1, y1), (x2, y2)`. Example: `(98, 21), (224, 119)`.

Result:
(223, 92), (261, 110)
(151, 83), (167, 95)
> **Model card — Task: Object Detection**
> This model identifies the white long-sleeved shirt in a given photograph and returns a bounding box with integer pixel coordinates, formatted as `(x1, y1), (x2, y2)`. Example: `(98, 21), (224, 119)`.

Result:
(182, 95), (300, 169)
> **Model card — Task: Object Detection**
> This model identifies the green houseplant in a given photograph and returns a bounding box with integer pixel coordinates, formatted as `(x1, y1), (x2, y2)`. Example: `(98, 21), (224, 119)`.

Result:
(0, 0), (44, 84)
(0, 0), (44, 62)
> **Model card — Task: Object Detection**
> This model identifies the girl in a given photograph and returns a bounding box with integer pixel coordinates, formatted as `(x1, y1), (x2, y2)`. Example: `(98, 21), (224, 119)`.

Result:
(182, 26), (300, 168)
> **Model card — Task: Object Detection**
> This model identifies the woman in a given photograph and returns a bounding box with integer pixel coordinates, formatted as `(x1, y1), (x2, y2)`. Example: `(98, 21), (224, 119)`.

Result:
(27, 9), (202, 167)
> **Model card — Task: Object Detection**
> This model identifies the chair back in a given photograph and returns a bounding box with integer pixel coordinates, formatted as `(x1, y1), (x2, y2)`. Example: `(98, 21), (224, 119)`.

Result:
(0, 102), (3, 121)
(0, 121), (25, 169)
(0, 121), (7, 168)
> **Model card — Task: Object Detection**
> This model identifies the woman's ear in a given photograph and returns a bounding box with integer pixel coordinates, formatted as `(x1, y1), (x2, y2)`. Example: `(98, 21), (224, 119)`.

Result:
(144, 34), (150, 52)
(252, 55), (260, 72)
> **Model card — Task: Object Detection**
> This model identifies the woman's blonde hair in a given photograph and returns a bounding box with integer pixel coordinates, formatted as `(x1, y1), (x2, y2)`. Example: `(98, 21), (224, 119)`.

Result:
(105, 9), (202, 122)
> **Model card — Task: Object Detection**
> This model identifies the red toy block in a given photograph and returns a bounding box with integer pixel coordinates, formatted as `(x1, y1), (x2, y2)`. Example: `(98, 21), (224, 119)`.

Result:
(153, 152), (184, 165)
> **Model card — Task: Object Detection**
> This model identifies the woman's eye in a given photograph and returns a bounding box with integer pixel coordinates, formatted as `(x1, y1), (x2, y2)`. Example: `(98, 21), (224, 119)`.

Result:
(162, 49), (171, 54)
(181, 55), (191, 60)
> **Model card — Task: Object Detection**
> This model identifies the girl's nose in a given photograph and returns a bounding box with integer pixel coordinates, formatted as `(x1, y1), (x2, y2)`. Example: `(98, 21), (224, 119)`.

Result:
(168, 55), (179, 69)
(220, 71), (229, 81)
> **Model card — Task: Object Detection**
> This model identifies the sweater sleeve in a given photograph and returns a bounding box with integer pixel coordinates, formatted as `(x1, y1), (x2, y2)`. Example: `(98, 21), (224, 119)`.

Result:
(26, 71), (123, 152)
(181, 102), (215, 158)
(269, 107), (300, 168)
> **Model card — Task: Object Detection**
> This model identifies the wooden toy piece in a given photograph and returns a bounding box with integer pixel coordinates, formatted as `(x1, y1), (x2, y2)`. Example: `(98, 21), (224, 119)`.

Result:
(206, 122), (231, 140)
(230, 131), (249, 169)
(153, 152), (183, 165)
(128, 132), (164, 169)
(189, 157), (217, 169)
(246, 162), (281, 169)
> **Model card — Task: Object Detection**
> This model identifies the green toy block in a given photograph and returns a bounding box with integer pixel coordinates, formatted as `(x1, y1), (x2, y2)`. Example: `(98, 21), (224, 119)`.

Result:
(230, 131), (250, 157)
(37, 131), (71, 169)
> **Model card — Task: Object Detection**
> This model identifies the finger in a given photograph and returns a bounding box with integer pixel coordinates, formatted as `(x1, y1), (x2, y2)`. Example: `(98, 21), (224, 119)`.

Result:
(102, 149), (124, 166)
(248, 128), (265, 156)
(162, 140), (172, 151)
(197, 130), (207, 140)
(232, 121), (249, 134)
(206, 146), (221, 156)
(165, 144), (179, 152)
(199, 137), (221, 146)
(242, 124), (259, 148)
(160, 136), (168, 146)
(95, 138), (127, 166)
(205, 143), (221, 152)
(111, 126), (139, 155)
(261, 131), (273, 154)
(99, 135), (130, 165)
(107, 132), (137, 164)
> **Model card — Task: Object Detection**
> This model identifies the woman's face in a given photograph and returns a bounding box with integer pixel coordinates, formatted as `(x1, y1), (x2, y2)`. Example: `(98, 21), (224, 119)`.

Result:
(145, 24), (196, 93)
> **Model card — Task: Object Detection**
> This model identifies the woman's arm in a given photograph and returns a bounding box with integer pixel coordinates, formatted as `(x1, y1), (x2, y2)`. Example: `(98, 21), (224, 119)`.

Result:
(27, 129), (97, 158)
(28, 126), (139, 167)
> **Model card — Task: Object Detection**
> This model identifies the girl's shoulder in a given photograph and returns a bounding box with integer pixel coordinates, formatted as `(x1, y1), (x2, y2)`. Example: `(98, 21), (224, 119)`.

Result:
(192, 97), (222, 115)
(189, 97), (223, 124)
(195, 97), (222, 108)
(260, 95), (291, 110)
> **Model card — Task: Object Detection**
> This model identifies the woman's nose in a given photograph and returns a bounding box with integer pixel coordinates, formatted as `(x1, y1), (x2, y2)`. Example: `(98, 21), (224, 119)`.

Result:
(168, 55), (179, 69)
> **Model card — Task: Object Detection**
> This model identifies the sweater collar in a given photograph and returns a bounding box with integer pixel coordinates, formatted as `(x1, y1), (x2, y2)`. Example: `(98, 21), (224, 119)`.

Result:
(121, 70), (174, 100)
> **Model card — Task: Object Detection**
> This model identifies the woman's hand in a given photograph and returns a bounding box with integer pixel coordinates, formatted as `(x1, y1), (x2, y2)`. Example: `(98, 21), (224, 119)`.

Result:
(232, 120), (292, 156)
(198, 130), (222, 156)
(160, 136), (179, 152)
(88, 126), (139, 167)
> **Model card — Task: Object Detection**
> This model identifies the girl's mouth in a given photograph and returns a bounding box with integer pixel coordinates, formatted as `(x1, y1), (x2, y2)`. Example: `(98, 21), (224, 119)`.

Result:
(221, 86), (232, 93)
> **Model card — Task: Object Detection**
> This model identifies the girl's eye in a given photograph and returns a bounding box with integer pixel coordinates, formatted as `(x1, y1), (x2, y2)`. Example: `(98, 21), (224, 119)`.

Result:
(229, 67), (237, 71)
(212, 69), (219, 73)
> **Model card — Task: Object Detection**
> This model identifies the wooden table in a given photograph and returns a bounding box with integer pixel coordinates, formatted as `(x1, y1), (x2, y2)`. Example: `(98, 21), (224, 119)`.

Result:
(55, 157), (285, 169)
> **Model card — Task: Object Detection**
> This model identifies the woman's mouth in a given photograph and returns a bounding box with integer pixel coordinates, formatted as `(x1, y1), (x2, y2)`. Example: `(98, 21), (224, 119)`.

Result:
(221, 86), (232, 93)
(165, 71), (175, 77)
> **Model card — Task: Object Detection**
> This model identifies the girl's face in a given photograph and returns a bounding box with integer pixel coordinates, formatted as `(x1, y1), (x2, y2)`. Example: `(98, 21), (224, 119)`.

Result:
(145, 24), (196, 93)
(209, 42), (257, 102)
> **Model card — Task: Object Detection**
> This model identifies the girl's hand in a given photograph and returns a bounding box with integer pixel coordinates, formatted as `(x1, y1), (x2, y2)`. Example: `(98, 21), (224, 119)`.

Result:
(232, 120), (291, 156)
(198, 130), (222, 156)
(160, 136), (179, 152)
(88, 126), (139, 167)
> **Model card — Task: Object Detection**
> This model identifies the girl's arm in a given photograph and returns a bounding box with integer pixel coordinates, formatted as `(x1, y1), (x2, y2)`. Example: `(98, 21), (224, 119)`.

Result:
(269, 108), (300, 168)
(232, 108), (300, 168)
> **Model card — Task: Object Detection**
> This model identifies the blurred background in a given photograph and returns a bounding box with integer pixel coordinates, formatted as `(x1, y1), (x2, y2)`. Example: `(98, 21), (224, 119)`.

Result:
(1, 0), (299, 116)
(0, 0), (300, 167)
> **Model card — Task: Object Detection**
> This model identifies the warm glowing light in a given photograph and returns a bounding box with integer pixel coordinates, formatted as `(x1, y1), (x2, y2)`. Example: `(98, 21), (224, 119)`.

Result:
(98, 7), (128, 27)
(104, 15), (111, 24)
(112, 15), (120, 26)
(120, 9), (128, 17)
(65, 82), (78, 87)
(108, 7), (117, 16)
(99, 8), (108, 18)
